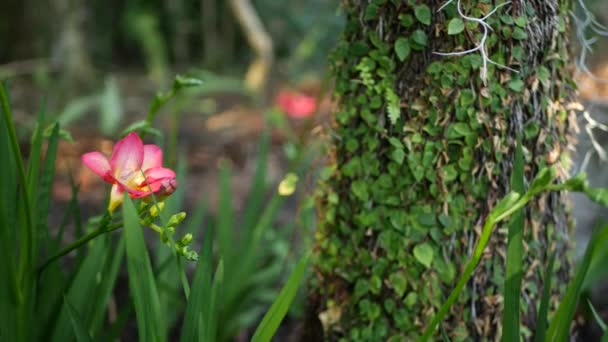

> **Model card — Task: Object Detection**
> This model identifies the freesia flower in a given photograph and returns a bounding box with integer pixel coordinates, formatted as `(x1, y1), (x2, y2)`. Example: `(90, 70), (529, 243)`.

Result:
(81, 132), (177, 212)
(276, 91), (317, 119)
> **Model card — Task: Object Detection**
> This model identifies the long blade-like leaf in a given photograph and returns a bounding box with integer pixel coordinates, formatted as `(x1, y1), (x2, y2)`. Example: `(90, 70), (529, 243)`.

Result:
(217, 161), (234, 272)
(587, 298), (607, 332)
(503, 134), (525, 342)
(242, 133), (270, 235)
(123, 195), (165, 342)
(205, 260), (224, 342)
(0, 87), (18, 341)
(546, 223), (608, 341)
(533, 251), (556, 342)
(180, 226), (213, 342)
(36, 123), (60, 256)
(251, 253), (310, 342)
(64, 296), (93, 342)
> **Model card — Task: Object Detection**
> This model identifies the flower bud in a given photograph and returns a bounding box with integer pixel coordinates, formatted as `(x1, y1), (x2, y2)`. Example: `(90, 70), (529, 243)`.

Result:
(180, 233), (193, 246)
(168, 212), (187, 227)
(149, 202), (165, 218)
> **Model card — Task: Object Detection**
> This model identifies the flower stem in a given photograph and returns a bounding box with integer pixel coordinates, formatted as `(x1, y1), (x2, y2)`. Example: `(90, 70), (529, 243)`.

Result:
(38, 217), (122, 275)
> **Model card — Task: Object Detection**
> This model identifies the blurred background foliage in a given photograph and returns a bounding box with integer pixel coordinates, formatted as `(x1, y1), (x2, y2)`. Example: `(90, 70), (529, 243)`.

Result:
(3, 0), (608, 339)
(0, 0), (343, 89)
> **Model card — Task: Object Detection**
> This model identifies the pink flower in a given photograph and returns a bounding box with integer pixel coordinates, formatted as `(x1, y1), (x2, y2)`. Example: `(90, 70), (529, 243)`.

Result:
(81, 132), (177, 212)
(276, 91), (317, 119)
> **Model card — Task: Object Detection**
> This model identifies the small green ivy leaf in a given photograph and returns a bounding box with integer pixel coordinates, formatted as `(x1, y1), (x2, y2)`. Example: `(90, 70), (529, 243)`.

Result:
(509, 79), (525, 92)
(391, 148), (406, 165)
(411, 30), (428, 47)
(394, 38), (411, 61)
(388, 272), (408, 297)
(512, 27), (528, 40)
(448, 18), (465, 35)
(351, 180), (369, 202)
(386, 89), (401, 125)
(442, 164), (458, 183)
(413, 243), (434, 268)
(414, 5), (431, 26)
(364, 4), (379, 21)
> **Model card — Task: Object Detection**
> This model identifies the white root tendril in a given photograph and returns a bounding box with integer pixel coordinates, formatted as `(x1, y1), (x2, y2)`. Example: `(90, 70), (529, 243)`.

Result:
(435, 0), (518, 82)
(571, 0), (608, 172)
(572, 0), (608, 84)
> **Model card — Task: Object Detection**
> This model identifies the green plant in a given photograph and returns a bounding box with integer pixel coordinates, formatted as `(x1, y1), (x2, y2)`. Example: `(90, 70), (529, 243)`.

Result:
(419, 166), (608, 341)
(0, 79), (309, 341)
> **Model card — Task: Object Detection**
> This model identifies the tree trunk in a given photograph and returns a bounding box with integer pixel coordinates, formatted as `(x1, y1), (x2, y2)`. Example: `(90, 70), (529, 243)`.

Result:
(309, 0), (576, 340)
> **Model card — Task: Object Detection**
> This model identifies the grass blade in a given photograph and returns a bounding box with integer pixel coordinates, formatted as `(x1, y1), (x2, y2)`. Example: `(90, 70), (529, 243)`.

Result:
(26, 101), (46, 219)
(242, 133), (270, 235)
(50, 233), (109, 342)
(205, 260), (224, 342)
(1, 82), (36, 341)
(587, 298), (607, 332)
(251, 253), (310, 342)
(123, 195), (165, 342)
(546, 223), (608, 341)
(533, 250), (556, 342)
(503, 133), (525, 342)
(217, 161), (234, 272)
(180, 226), (213, 342)
(0, 89), (19, 341)
(89, 237), (125, 337)
(64, 296), (93, 342)
(36, 123), (60, 256)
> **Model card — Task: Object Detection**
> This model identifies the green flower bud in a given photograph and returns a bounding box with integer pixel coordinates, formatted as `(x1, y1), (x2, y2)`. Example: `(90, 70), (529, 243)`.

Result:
(140, 215), (154, 226)
(180, 233), (193, 246)
(168, 212), (187, 227)
(149, 202), (165, 218)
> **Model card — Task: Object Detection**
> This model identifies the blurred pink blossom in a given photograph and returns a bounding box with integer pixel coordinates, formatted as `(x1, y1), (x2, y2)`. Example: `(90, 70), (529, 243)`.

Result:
(276, 91), (317, 119)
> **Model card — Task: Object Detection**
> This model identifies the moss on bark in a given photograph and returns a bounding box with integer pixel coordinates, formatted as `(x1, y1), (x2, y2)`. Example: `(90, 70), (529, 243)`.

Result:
(310, 0), (577, 340)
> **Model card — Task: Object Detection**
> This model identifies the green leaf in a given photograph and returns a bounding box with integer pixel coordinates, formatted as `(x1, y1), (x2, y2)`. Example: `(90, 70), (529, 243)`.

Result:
(180, 226), (213, 342)
(509, 78), (525, 92)
(217, 161), (234, 282)
(205, 260), (224, 342)
(448, 18), (465, 35)
(251, 254), (310, 342)
(587, 298), (607, 332)
(123, 195), (165, 342)
(503, 134), (525, 342)
(446, 123), (472, 139)
(512, 27), (528, 40)
(64, 296), (93, 342)
(386, 89), (401, 125)
(413, 243), (434, 268)
(388, 272), (408, 297)
(546, 223), (608, 341)
(534, 251), (556, 342)
(100, 76), (123, 135)
(414, 5), (431, 25)
(489, 192), (520, 221)
(411, 30), (428, 47)
(364, 4), (379, 21)
(529, 167), (555, 194)
(351, 180), (369, 202)
(394, 38), (411, 61)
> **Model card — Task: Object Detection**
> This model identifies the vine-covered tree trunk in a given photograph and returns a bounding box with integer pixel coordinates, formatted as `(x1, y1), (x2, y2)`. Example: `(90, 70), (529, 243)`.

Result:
(310, 0), (576, 340)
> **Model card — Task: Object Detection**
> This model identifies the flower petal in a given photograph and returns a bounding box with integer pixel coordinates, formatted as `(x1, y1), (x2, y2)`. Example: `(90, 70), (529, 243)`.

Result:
(110, 132), (144, 181)
(108, 184), (124, 212)
(142, 167), (176, 184)
(81, 151), (113, 182)
(141, 144), (163, 171)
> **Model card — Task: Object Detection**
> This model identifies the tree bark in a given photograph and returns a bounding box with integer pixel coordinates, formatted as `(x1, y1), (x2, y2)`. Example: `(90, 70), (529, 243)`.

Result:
(309, 0), (577, 340)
